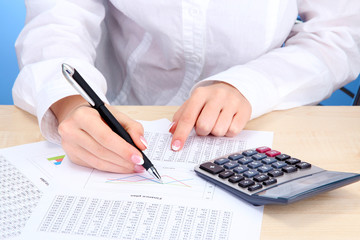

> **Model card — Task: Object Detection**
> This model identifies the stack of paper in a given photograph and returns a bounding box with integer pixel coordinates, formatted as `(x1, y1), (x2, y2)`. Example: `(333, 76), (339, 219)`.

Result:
(0, 119), (273, 240)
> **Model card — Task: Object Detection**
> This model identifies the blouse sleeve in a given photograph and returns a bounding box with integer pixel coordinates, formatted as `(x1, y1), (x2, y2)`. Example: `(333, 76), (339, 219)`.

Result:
(194, 0), (360, 119)
(13, 0), (109, 143)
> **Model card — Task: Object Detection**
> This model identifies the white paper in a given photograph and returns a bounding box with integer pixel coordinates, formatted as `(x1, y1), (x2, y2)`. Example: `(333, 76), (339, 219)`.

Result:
(22, 119), (273, 240)
(21, 188), (264, 240)
(141, 119), (273, 165)
(0, 141), (66, 240)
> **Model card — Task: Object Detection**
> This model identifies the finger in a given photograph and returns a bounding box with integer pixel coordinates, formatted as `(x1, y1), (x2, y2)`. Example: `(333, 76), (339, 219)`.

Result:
(210, 107), (235, 137)
(62, 141), (137, 173)
(171, 97), (205, 151)
(106, 105), (148, 150)
(61, 126), (136, 170)
(169, 104), (186, 134)
(194, 100), (222, 136)
(172, 103), (186, 123)
(225, 97), (251, 137)
(63, 146), (92, 169)
(66, 107), (143, 164)
(86, 123), (143, 164)
(110, 107), (147, 149)
(225, 112), (248, 137)
(126, 122), (147, 150)
(168, 121), (177, 134)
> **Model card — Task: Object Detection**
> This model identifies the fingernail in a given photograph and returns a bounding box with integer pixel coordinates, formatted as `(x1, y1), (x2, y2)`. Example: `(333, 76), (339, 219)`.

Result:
(134, 165), (145, 173)
(168, 121), (175, 131)
(140, 136), (148, 148)
(131, 154), (144, 165)
(171, 140), (182, 151)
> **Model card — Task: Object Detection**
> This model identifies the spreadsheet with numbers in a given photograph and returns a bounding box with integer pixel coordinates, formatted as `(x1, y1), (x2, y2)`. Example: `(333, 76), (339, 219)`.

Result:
(36, 194), (233, 239)
(0, 155), (42, 239)
(1, 119), (272, 239)
(0, 141), (66, 240)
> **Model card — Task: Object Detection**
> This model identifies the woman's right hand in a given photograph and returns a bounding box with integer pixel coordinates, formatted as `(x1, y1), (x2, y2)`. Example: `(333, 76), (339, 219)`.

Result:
(50, 95), (148, 173)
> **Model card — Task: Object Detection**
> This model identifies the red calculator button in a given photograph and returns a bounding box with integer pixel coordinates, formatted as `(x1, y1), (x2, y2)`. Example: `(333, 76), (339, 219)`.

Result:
(256, 146), (271, 153)
(266, 150), (281, 157)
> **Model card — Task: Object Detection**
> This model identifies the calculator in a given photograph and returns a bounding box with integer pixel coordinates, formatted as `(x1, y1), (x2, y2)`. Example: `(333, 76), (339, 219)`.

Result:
(194, 146), (360, 205)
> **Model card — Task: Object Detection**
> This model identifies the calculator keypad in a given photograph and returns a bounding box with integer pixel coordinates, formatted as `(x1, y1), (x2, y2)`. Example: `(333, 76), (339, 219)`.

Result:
(199, 147), (313, 193)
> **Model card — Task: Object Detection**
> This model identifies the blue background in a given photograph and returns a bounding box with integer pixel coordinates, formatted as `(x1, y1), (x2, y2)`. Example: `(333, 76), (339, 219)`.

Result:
(0, 1), (358, 105)
(0, 1), (26, 104)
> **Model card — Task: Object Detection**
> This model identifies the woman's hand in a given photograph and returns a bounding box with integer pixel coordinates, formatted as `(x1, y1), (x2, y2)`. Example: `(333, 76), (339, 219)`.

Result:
(169, 82), (252, 151)
(51, 95), (148, 173)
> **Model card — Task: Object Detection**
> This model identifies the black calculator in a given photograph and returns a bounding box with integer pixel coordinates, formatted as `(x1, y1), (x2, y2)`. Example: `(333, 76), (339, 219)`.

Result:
(194, 146), (360, 206)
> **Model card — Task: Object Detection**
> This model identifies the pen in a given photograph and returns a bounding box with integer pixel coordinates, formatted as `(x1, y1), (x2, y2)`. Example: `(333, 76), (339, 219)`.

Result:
(61, 63), (162, 183)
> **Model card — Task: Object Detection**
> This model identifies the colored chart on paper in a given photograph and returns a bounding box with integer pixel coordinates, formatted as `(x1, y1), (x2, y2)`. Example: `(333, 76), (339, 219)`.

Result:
(106, 174), (193, 187)
(85, 166), (216, 200)
(47, 155), (65, 166)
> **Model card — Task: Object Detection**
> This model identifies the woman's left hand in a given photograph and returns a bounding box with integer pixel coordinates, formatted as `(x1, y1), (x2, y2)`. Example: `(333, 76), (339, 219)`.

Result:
(169, 82), (252, 151)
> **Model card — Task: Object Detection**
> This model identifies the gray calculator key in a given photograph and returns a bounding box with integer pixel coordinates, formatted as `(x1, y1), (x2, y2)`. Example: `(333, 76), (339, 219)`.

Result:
(296, 162), (312, 169)
(219, 170), (234, 179)
(275, 154), (291, 161)
(228, 154), (244, 160)
(243, 170), (259, 178)
(238, 179), (255, 188)
(224, 162), (239, 169)
(263, 178), (277, 186)
(282, 165), (298, 173)
(268, 169), (284, 177)
(200, 162), (224, 174)
(253, 174), (270, 182)
(258, 165), (273, 173)
(242, 150), (258, 156)
(214, 158), (230, 165)
(248, 184), (263, 192)
(233, 166), (249, 174)
(261, 157), (277, 165)
(228, 174), (244, 183)
(238, 157), (253, 165)
(286, 158), (301, 165)
(252, 153), (267, 160)
(248, 161), (263, 169)
(272, 161), (287, 169)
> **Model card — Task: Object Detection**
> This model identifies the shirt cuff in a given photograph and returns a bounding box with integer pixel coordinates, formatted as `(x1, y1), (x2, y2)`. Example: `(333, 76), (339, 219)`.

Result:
(192, 66), (279, 119)
(31, 58), (109, 144)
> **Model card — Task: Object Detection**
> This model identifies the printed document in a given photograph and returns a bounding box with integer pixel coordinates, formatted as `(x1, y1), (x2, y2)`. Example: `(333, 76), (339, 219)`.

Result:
(2, 119), (273, 239)
(0, 141), (66, 239)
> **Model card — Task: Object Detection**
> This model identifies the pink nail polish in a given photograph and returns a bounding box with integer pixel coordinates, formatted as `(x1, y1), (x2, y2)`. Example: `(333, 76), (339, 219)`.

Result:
(171, 140), (181, 151)
(131, 154), (144, 165)
(134, 165), (145, 173)
(140, 136), (148, 148)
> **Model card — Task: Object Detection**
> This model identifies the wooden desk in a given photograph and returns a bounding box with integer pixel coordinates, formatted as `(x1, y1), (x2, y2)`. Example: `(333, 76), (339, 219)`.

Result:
(1, 105), (359, 240)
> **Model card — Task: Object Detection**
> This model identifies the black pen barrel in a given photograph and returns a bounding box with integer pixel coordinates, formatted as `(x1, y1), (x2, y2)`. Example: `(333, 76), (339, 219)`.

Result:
(72, 69), (104, 108)
(97, 104), (153, 170)
(64, 65), (158, 177)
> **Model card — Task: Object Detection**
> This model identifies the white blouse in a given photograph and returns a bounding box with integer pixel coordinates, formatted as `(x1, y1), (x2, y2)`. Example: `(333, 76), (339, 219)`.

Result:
(13, 0), (360, 143)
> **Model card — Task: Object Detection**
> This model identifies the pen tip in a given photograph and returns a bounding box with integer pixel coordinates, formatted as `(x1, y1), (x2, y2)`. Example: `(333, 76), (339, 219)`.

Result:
(148, 166), (162, 183)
